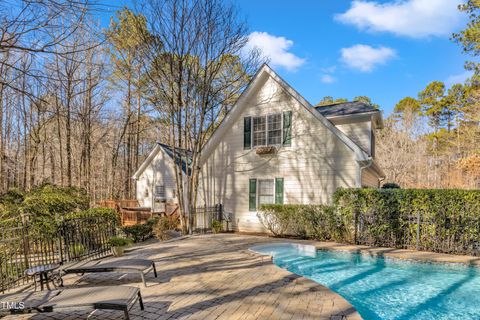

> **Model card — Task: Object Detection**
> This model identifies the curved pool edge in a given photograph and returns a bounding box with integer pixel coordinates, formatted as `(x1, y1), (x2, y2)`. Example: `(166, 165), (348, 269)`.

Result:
(248, 242), (364, 320)
(307, 241), (480, 268)
(250, 242), (317, 257)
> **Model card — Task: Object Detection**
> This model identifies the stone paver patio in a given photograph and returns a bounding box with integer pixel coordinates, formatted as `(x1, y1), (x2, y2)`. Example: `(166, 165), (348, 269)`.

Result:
(4, 234), (361, 320)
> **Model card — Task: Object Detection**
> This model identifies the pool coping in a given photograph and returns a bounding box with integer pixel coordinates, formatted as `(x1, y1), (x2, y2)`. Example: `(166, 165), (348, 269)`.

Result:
(246, 241), (363, 320)
(247, 237), (480, 320)
(285, 239), (480, 267)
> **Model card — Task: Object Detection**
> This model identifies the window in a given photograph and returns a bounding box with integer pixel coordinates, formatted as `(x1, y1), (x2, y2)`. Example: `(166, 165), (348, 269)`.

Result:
(246, 112), (292, 148)
(155, 185), (166, 199)
(253, 117), (266, 147)
(249, 178), (284, 211)
(267, 114), (282, 145)
(258, 179), (274, 205)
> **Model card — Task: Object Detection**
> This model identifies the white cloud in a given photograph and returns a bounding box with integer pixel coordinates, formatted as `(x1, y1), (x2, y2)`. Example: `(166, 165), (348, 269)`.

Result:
(446, 70), (473, 87)
(336, 0), (464, 38)
(340, 44), (396, 72)
(321, 74), (337, 84)
(321, 66), (337, 74)
(245, 32), (306, 71)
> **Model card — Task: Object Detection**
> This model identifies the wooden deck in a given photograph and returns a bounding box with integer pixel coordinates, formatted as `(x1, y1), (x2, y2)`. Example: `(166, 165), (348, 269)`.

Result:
(98, 200), (179, 226)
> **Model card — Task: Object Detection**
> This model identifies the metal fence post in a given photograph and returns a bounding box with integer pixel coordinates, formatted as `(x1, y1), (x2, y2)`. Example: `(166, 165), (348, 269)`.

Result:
(416, 211), (421, 251)
(21, 215), (30, 269)
(354, 209), (358, 245)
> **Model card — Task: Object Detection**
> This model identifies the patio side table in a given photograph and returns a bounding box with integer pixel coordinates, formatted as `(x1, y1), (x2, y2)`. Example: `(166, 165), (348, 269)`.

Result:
(24, 263), (63, 291)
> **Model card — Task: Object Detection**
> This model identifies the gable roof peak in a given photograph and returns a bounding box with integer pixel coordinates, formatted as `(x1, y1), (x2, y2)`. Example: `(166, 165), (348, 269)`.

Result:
(199, 65), (371, 164)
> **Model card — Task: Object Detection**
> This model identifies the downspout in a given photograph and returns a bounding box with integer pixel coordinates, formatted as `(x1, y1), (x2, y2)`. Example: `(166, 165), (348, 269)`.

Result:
(357, 158), (374, 188)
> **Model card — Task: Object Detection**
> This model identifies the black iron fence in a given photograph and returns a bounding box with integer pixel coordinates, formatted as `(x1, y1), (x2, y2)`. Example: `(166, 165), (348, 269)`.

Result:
(0, 215), (116, 292)
(354, 211), (480, 255)
(193, 204), (232, 232)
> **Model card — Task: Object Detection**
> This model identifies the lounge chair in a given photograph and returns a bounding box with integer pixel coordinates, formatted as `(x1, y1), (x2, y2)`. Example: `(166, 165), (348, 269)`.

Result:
(63, 258), (157, 287)
(0, 286), (144, 320)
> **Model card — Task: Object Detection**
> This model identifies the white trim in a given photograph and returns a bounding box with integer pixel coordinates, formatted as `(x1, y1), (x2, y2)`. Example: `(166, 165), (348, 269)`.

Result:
(132, 144), (162, 180)
(200, 66), (268, 164)
(200, 64), (370, 165)
(323, 111), (379, 120)
(250, 112), (284, 148)
(257, 178), (275, 206)
(263, 66), (370, 161)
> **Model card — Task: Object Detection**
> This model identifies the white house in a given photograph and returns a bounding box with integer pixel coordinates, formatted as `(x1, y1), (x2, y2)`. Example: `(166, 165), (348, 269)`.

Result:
(134, 64), (385, 232)
(132, 143), (190, 213)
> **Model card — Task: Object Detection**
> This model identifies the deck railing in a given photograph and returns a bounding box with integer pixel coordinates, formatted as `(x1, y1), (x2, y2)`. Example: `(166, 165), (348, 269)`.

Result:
(0, 215), (116, 293)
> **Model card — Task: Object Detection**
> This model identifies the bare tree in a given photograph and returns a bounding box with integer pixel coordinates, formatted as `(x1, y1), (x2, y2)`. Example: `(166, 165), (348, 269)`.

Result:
(137, 0), (260, 232)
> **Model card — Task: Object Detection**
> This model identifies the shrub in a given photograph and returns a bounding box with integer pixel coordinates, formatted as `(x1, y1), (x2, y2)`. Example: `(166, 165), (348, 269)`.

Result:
(21, 184), (89, 218)
(66, 208), (119, 225)
(258, 204), (337, 240)
(153, 216), (179, 240)
(107, 236), (132, 247)
(211, 219), (222, 234)
(68, 243), (85, 259)
(333, 188), (480, 254)
(382, 182), (401, 189)
(301, 205), (344, 241)
(0, 188), (24, 206)
(122, 217), (159, 242)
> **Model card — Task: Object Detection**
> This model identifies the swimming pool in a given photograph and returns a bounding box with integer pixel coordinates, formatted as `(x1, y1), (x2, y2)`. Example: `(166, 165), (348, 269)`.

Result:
(250, 243), (480, 320)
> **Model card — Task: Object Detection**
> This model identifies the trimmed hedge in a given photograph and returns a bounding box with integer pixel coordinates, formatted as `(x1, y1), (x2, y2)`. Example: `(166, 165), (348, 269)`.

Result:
(258, 204), (344, 241)
(258, 188), (480, 255)
(334, 188), (480, 254)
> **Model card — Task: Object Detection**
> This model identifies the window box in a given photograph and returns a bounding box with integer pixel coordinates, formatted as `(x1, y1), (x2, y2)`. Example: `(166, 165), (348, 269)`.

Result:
(255, 146), (276, 155)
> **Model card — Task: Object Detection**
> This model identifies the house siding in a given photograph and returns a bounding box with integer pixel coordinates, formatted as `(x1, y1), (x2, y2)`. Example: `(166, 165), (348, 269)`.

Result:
(198, 74), (359, 233)
(136, 148), (178, 212)
(334, 120), (372, 155)
(361, 167), (380, 188)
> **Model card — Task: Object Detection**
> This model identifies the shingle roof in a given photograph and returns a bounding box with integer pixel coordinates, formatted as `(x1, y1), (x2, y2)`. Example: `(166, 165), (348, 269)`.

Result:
(158, 143), (192, 175)
(315, 101), (379, 117)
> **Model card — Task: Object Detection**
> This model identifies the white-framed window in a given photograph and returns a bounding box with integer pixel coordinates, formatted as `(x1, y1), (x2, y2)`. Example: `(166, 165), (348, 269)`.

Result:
(267, 114), (282, 145)
(155, 185), (166, 199)
(245, 112), (292, 149)
(253, 116), (266, 147)
(252, 113), (283, 147)
(258, 179), (275, 205)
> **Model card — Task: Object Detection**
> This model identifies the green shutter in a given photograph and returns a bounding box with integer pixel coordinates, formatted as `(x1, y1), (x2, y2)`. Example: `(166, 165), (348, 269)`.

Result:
(283, 111), (292, 146)
(249, 179), (257, 211)
(275, 178), (284, 204)
(244, 117), (252, 149)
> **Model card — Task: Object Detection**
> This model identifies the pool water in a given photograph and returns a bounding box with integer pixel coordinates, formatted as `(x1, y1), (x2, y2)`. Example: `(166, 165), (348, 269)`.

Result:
(250, 243), (480, 320)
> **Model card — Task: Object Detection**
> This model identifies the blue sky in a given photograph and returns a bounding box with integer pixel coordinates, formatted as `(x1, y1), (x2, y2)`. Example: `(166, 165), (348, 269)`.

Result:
(98, 0), (471, 116)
